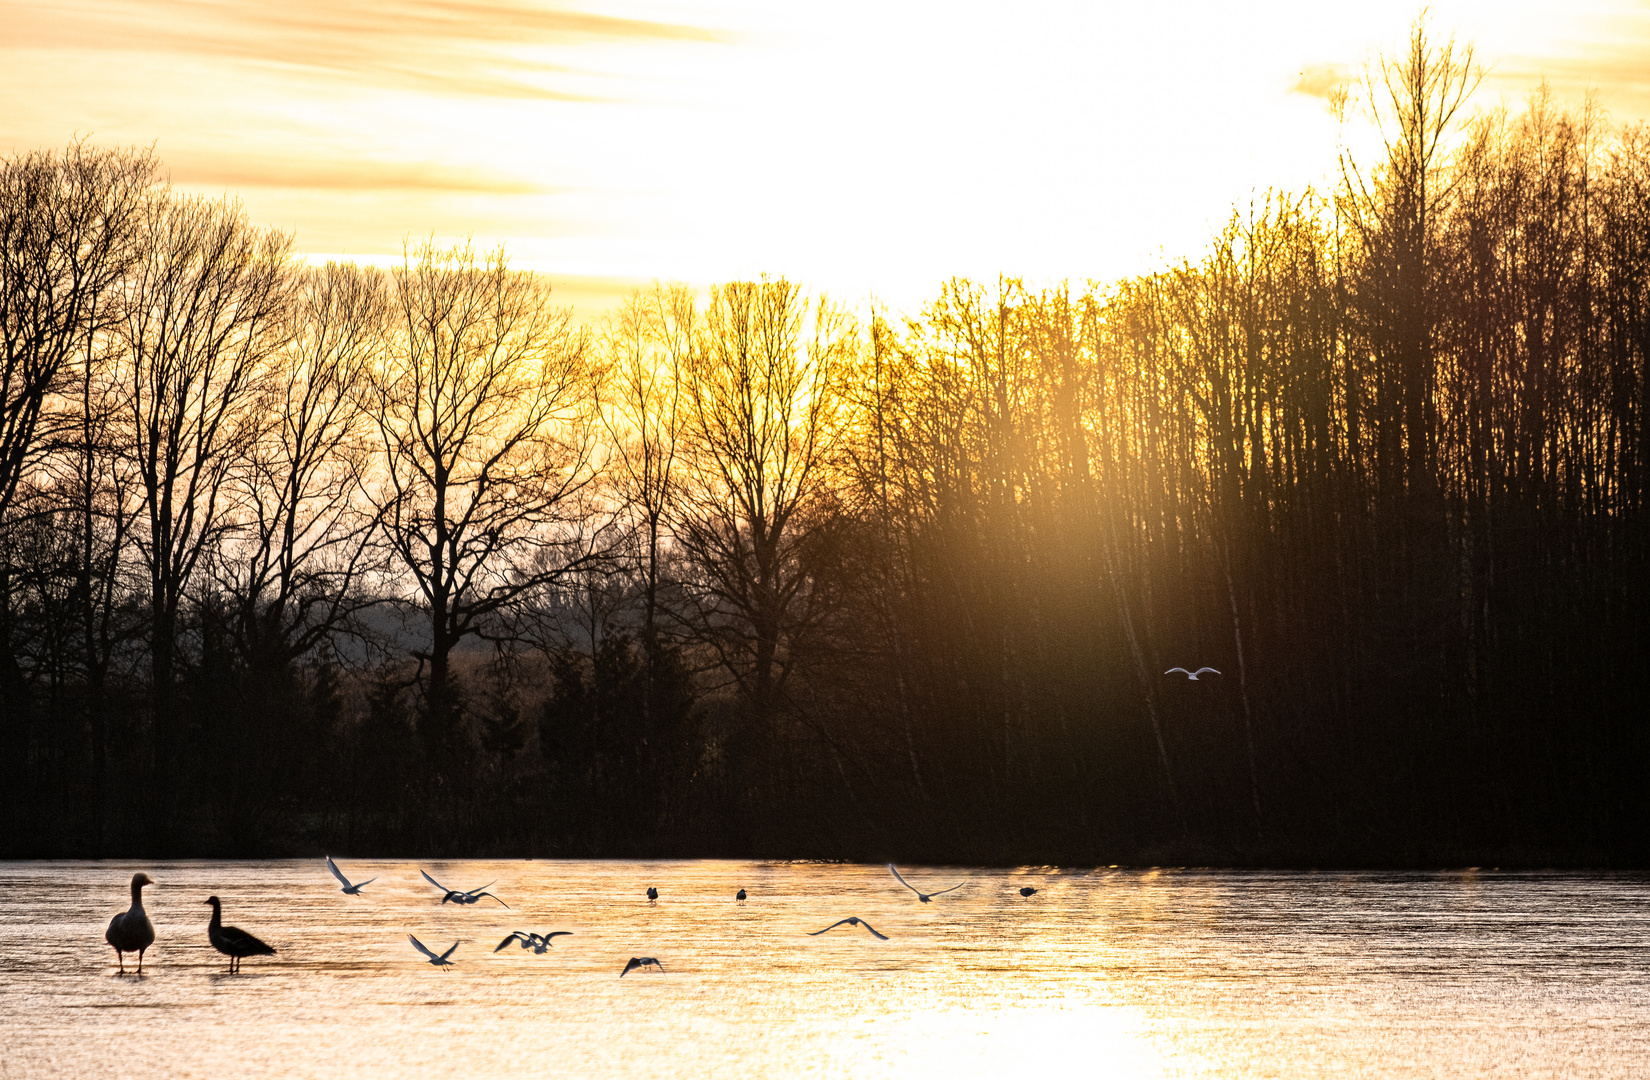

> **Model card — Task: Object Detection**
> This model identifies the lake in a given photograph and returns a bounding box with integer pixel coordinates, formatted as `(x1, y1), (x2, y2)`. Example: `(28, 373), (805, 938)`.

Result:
(2, 861), (1646, 1077)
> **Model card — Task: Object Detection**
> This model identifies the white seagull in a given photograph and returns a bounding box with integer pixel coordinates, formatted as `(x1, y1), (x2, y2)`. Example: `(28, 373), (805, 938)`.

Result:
(1164, 667), (1222, 680)
(494, 931), (573, 954)
(420, 869), (509, 907)
(620, 957), (665, 977)
(888, 864), (967, 903)
(808, 917), (889, 940)
(409, 934), (460, 969)
(325, 856), (376, 895)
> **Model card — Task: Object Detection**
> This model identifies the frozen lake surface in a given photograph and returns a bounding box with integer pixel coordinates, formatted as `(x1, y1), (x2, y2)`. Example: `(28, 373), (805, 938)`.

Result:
(2, 860), (1647, 1077)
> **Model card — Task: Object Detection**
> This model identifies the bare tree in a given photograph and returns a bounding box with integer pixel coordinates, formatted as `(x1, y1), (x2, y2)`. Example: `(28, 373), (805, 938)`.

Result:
(117, 193), (294, 800)
(368, 241), (600, 759)
(221, 261), (387, 667)
(673, 279), (857, 726)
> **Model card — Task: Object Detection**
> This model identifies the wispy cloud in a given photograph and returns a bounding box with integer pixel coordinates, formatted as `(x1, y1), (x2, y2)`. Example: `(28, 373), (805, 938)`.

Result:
(1291, 62), (1351, 100)
(5, 0), (729, 100)
(164, 154), (548, 193)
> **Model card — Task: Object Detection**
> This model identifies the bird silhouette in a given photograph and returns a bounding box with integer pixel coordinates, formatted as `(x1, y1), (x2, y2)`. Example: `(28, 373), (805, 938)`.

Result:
(736, 889), (747, 900)
(620, 956), (665, 976)
(325, 856), (376, 895)
(409, 934), (459, 970)
(645, 887), (658, 902)
(1164, 667), (1222, 680)
(493, 931), (572, 954)
(1019, 887), (1038, 897)
(888, 864), (967, 902)
(420, 869), (509, 907)
(203, 896), (276, 973)
(808, 917), (888, 940)
(105, 872), (156, 974)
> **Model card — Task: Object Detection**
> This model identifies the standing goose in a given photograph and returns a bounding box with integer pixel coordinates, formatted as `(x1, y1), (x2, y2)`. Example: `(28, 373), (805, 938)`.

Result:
(203, 896), (276, 973)
(105, 873), (156, 974)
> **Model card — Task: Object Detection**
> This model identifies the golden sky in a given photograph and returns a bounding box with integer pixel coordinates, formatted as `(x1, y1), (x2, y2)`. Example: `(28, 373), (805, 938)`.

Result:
(6, 0), (1650, 315)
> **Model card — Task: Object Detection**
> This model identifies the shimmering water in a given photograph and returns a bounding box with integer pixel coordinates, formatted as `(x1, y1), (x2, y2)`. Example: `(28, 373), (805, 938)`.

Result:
(2, 861), (1646, 1078)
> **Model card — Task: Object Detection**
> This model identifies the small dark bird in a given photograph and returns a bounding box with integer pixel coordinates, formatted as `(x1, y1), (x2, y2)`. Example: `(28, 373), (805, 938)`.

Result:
(420, 869), (509, 907)
(203, 896), (276, 973)
(888, 863), (967, 903)
(646, 887), (658, 901)
(493, 931), (573, 954)
(736, 889), (747, 900)
(808, 917), (888, 940)
(1019, 887), (1038, 897)
(105, 872), (156, 974)
(621, 956), (665, 976)
(1164, 667), (1221, 680)
(325, 856), (376, 895)
(409, 934), (459, 969)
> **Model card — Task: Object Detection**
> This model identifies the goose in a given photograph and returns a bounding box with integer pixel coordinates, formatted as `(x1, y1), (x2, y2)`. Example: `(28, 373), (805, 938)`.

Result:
(808, 917), (888, 940)
(1164, 667), (1221, 680)
(420, 869), (509, 907)
(620, 956), (665, 976)
(105, 872), (156, 974)
(493, 931), (572, 954)
(203, 896), (276, 973)
(888, 863), (967, 903)
(736, 889), (747, 900)
(409, 934), (459, 970)
(325, 856), (376, 895)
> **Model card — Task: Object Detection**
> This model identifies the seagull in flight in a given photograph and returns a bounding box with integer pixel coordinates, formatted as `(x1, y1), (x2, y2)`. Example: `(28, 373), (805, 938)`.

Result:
(421, 869), (509, 907)
(325, 856), (376, 895)
(888, 863), (967, 903)
(493, 931), (572, 954)
(620, 957), (665, 977)
(1164, 667), (1221, 680)
(409, 935), (460, 969)
(808, 917), (888, 940)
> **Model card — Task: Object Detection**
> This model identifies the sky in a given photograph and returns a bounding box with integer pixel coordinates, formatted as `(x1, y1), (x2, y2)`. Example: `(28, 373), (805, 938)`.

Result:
(5, 0), (1650, 317)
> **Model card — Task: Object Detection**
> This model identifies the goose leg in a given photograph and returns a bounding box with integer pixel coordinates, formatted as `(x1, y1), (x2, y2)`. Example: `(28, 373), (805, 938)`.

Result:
(137, 948), (144, 975)
(115, 948), (124, 974)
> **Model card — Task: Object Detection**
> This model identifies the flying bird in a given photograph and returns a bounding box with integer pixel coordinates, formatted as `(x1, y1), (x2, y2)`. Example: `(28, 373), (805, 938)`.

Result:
(1019, 886), (1038, 897)
(1164, 667), (1222, 680)
(646, 887), (658, 901)
(620, 956), (665, 977)
(105, 872), (156, 974)
(888, 863), (967, 903)
(420, 869), (509, 907)
(493, 931), (572, 954)
(325, 856), (376, 895)
(203, 896), (277, 973)
(808, 917), (888, 940)
(736, 889), (747, 901)
(409, 934), (460, 969)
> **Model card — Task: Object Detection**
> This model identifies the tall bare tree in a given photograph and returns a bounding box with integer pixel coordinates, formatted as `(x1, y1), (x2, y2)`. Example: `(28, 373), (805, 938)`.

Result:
(368, 241), (599, 759)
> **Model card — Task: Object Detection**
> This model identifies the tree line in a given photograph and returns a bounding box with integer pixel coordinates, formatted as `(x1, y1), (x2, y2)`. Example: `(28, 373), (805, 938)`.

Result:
(6, 26), (1648, 863)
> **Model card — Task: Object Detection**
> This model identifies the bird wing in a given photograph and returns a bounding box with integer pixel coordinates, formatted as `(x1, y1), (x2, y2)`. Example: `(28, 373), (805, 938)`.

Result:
(1194, 667), (1222, 676)
(438, 941), (460, 962)
(652, 959), (665, 970)
(409, 934), (438, 960)
(808, 919), (854, 935)
(543, 931), (572, 941)
(1164, 667), (1190, 676)
(420, 870), (448, 892)
(621, 958), (640, 977)
(462, 881), (497, 894)
(326, 856), (352, 888)
(353, 877), (377, 889)
(887, 864), (922, 896)
(494, 933), (525, 953)
(859, 920), (889, 940)
(927, 880), (967, 897)
(473, 891), (509, 909)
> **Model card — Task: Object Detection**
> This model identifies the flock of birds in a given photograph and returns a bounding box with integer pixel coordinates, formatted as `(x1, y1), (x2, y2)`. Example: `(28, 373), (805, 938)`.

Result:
(105, 858), (1042, 978)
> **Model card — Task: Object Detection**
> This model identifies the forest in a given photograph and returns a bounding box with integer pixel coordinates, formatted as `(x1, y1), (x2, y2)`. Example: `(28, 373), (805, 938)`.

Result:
(5, 28), (1648, 864)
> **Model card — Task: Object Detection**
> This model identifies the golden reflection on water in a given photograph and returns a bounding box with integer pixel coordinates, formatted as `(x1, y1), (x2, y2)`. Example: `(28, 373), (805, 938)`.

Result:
(2, 861), (1646, 1078)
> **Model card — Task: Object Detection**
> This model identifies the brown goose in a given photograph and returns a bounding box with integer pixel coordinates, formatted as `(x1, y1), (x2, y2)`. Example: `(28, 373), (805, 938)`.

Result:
(105, 873), (156, 974)
(203, 896), (276, 973)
